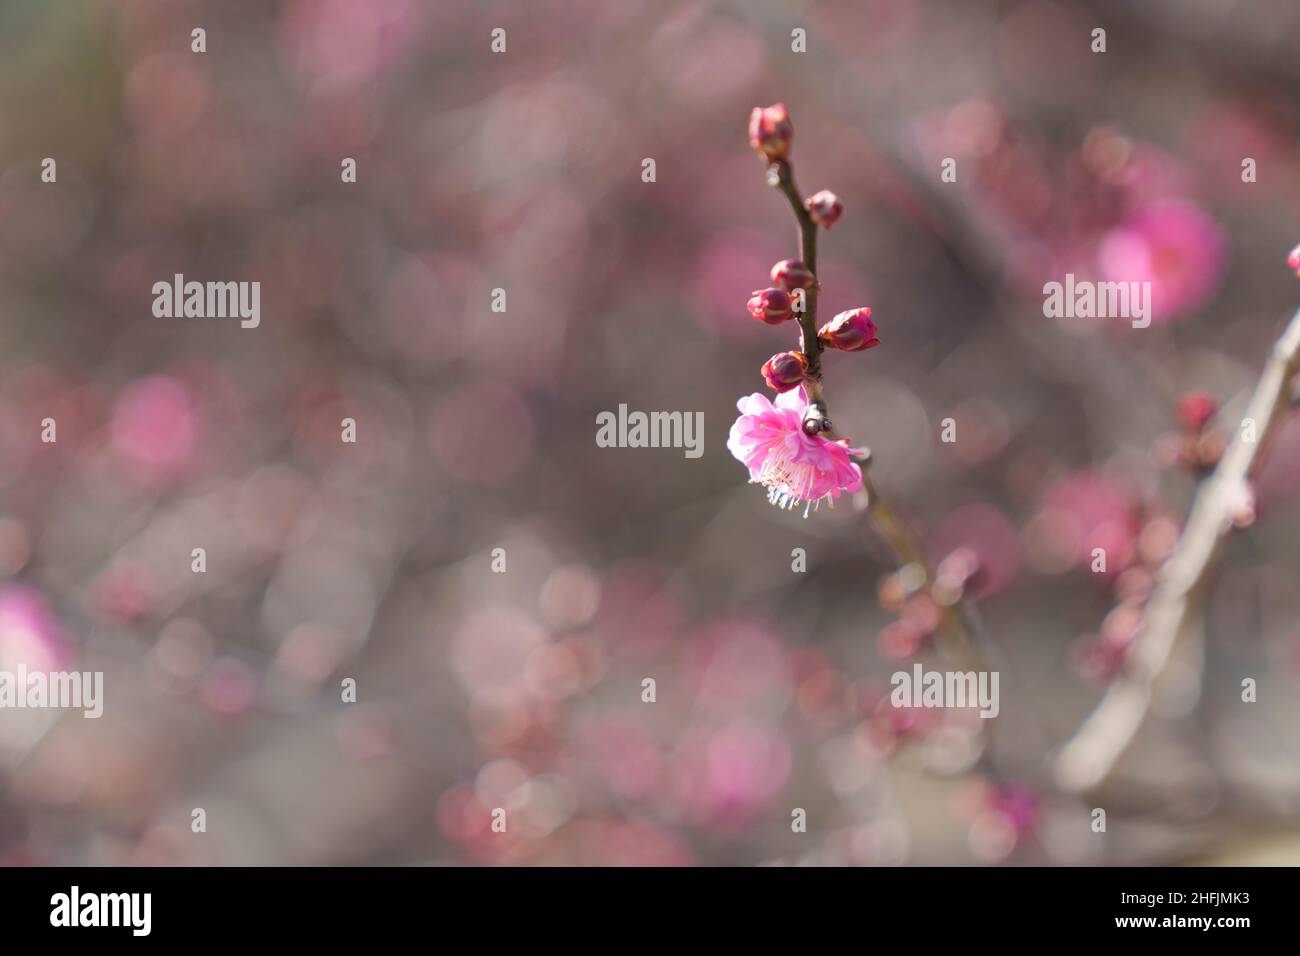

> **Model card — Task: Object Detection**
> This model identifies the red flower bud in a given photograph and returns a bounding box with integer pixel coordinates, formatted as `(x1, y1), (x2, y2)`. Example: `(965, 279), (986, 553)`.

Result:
(761, 351), (809, 392)
(748, 103), (793, 161)
(1288, 243), (1300, 276)
(747, 287), (794, 325)
(806, 190), (844, 229)
(770, 259), (816, 292)
(1176, 391), (1216, 432)
(818, 308), (879, 351)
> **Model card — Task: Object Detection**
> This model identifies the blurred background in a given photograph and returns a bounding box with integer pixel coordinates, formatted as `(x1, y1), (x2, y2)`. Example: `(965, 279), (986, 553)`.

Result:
(2, 0), (1300, 866)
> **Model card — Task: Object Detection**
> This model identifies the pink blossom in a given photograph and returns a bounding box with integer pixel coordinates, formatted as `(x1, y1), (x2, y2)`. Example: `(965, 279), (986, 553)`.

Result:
(683, 618), (792, 716)
(110, 375), (196, 481)
(989, 782), (1040, 838)
(670, 721), (792, 828)
(1036, 472), (1139, 573)
(0, 586), (69, 673)
(727, 386), (863, 515)
(1097, 200), (1225, 323)
(929, 503), (1021, 597)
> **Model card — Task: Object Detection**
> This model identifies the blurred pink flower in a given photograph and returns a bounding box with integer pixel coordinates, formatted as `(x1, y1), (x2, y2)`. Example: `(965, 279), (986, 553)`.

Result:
(429, 380), (535, 484)
(1036, 472), (1139, 573)
(1177, 390), (1218, 432)
(705, 722), (790, 812)
(727, 386), (863, 515)
(684, 618), (792, 716)
(451, 607), (547, 706)
(575, 714), (662, 800)
(672, 721), (791, 828)
(1071, 601), (1142, 685)
(1097, 200), (1226, 323)
(199, 657), (258, 718)
(582, 820), (693, 867)
(989, 782), (1040, 838)
(110, 375), (197, 481)
(692, 229), (787, 340)
(591, 562), (684, 661)
(92, 560), (159, 623)
(868, 689), (937, 752)
(929, 503), (1021, 597)
(0, 586), (69, 672)
(278, 0), (418, 94)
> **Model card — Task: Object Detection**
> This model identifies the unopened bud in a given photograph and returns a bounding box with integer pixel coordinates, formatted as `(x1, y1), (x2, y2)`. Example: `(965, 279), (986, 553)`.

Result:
(770, 259), (816, 292)
(806, 190), (843, 229)
(761, 351), (809, 392)
(818, 307), (879, 351)
(748, 287), (794, 325)
(1176, 391), (1216, 432)
(748, 103), (793, 161)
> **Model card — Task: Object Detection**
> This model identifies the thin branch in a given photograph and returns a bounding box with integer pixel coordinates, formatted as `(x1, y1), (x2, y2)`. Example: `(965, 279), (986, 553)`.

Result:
(1055, 304), (1300, 794)
(765, 155), (985, 671)
(860, 470), (985, 671)
(770, 159), (827, 412)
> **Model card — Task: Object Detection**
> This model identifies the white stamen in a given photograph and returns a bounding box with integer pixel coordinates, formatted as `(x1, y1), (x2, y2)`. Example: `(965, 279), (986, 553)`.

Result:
(753, 445), (833, 518)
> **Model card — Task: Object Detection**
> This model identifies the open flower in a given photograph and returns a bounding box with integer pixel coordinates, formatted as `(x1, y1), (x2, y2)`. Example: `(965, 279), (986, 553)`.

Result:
(727, 386), (863, 515)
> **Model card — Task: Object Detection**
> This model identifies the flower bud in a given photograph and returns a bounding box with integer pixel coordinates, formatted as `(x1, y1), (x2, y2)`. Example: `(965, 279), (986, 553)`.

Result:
(770, 259), (816, 292)
(1289, 242), (1300, 276)
(818, 307), (879, 351)
(806, 190), (844, 229)
(747, 287), (794, 325)
(748, 103), (793, 161)
(761, 351), (808, 392)
(1176, 391), (1216, 432)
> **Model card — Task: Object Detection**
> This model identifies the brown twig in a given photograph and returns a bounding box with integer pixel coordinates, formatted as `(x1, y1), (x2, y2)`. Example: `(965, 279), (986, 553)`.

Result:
(765, 155), (985, 671)
(1054, 304), (1300, 794)
(769, 159), (830, 430)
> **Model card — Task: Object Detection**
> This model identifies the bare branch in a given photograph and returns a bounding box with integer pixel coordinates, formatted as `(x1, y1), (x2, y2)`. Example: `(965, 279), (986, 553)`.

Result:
(1055, 305), (1300, 793)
